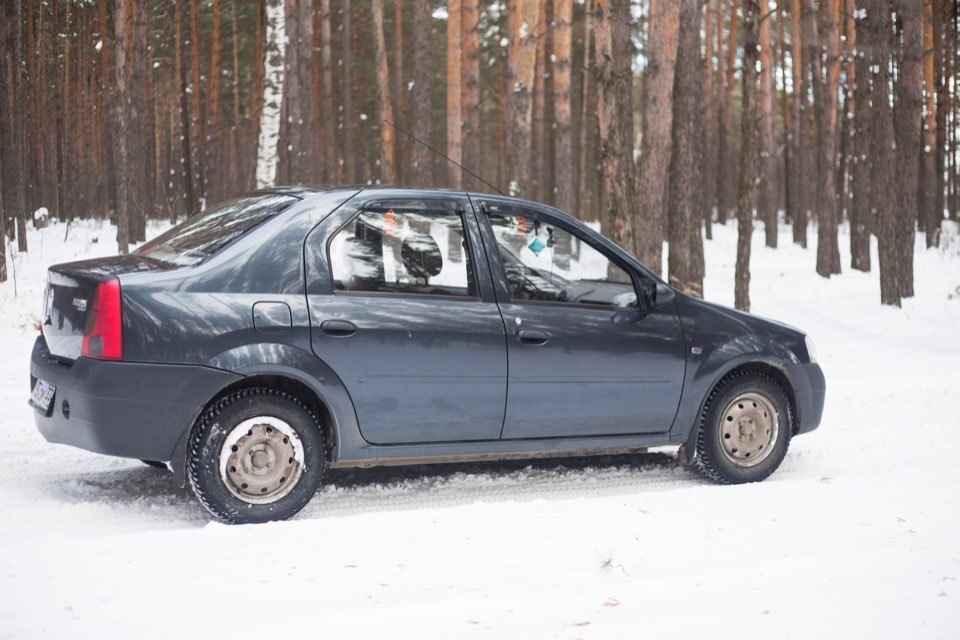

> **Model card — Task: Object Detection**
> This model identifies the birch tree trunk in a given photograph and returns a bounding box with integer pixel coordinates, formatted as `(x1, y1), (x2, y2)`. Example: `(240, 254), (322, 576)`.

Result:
(636, 0), (679, 275)
(255, 0), (285, 189)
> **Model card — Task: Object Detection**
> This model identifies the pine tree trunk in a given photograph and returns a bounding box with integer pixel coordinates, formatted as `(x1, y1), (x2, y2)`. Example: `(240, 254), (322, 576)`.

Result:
(207, 0), (223, 201)
(850, 0), (872, 271)
(8, 0), (27, 258)
(319, 0), (335, 183)
(248, 0), (266, 191)
(759, 5), (778, 248)
(862, 0), (900, 306)
(789, 0), (805, 245)
(666, 0), (705, 297)
(530, 0), (549, 202)
(462, 0), (481, 184)
(815, 0), (841, 277)
(895, 0), (922, 299)
(446, 0), (463, 188)
(340, 0), (354, 183)
(797, 0), (820, 248)
(506, 0), (540, 197)
(114, 0), (133, 253)
(703, 0), (718, 239)
(575, 0), (593, 217)
(717, 0), (739, 225)
(175, 0), (194, 216)
(409, 0), (433, 186)
(393, 0), (404, 180)
(552, 0), (574, 213)
(933, 0), (947, 227)
(372, 0), (396, 184)
(189, 0), (205, 205)
(255, 0), (285, 189)
(636, 0), (679, 275)
(736, 0), (761, 312)
(920, 0), (939, 246)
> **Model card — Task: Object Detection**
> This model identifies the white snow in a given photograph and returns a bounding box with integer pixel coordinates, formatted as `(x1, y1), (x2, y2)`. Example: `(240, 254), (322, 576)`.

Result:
(1, 217), (959, 638)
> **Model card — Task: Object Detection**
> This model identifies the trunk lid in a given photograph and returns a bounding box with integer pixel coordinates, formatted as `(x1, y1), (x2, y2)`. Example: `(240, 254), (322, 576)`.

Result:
(42, 255), (170, 361)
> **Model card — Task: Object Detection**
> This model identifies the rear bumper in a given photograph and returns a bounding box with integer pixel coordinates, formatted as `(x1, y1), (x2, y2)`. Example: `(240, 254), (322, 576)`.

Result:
(30, 336), (241, 461)
(785, 362), (826, 435)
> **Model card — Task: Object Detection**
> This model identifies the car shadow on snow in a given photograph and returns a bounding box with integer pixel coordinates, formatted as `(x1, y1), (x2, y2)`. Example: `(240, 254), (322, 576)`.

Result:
(300, 451), (698, 520)
(38, 451), (696, 527)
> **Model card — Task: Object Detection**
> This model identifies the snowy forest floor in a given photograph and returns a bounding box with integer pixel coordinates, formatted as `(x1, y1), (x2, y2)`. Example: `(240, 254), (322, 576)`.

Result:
(1, 217), (958, 639)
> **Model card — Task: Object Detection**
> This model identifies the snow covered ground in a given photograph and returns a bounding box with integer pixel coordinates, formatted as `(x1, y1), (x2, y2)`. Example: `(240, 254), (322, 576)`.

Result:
(1, 217), (958, 639)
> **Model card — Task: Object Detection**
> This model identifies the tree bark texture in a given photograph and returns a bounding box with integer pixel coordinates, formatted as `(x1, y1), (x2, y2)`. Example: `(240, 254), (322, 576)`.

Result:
(815, 0), (841, 277)
(736, 0), (761, 312)
(372, 0), (397, 184)
(593, 0), (636, 255)
(507, 0), (540, 197)
(446, 0), (463, 188)
(894, 0), (923, 298)
(666, 0), (705, 297)
(409, 0), (434, 186)
(636, 0), (679, 275)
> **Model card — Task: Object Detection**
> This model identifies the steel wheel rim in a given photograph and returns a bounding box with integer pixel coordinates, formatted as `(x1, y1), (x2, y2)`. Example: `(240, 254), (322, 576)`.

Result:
(718, 392), (779, 468)
(219, 416), (305, 504)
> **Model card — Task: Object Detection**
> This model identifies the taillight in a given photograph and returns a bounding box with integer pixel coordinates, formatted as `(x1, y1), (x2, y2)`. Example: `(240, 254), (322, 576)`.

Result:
(81, 279), (123, 360)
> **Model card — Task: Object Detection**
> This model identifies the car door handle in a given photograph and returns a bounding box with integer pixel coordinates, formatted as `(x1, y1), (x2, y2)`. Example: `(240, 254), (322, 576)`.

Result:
(320, 319), (358, 337)
(517, 329), (549, 345)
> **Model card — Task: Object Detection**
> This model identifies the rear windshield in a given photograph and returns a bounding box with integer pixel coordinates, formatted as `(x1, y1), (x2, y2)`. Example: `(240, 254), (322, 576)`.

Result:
(135, 194), (297, 267)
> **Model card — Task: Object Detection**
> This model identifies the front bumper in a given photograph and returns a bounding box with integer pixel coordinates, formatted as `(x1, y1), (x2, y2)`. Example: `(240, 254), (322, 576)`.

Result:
(785, 362), (826, 434)
(30, 336), (240, 461)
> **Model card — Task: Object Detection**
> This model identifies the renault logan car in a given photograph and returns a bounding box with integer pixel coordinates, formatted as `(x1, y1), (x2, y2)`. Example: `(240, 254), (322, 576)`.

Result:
(30, 187), (825, 523)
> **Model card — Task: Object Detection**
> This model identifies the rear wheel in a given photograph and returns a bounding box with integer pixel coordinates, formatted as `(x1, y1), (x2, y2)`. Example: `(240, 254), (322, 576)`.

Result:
(694, 374), (792, 484)
(188, 388), (325, 524)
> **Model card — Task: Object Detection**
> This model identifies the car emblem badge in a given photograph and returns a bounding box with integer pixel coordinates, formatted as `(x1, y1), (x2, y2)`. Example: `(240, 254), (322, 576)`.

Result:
(73, 298), (87, 312)
(691, 346), (703, 355)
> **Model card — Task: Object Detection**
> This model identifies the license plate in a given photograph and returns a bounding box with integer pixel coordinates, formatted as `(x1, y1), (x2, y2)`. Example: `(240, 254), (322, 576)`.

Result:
(31, 379), (56, 414)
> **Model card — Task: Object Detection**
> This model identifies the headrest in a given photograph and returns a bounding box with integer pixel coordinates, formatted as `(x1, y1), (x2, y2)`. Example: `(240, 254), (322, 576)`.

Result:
(401, 233), (443, 280)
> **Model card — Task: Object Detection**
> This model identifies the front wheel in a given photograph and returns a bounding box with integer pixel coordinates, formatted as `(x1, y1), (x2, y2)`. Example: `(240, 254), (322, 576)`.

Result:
(693, 374), (793, 484)
(188, 388), (325, 524)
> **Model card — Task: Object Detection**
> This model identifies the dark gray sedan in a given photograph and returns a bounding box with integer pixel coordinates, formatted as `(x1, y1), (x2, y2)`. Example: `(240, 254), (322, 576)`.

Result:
(29, 188), (825, 523)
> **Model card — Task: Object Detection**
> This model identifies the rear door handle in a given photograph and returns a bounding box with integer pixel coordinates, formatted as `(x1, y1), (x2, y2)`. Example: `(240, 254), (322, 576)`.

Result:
(320, 319), (358, 337)
(517, 329), (549, 345)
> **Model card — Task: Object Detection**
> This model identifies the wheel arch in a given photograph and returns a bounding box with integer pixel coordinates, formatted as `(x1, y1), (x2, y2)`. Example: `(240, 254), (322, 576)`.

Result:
(678, 358), (799, 467)
(170, 362), (358, 487)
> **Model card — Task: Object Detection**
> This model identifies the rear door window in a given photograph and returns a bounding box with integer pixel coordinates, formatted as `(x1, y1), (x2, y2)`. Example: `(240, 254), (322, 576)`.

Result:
(135, 194), (297, 267)
(329, 206), (477, 298)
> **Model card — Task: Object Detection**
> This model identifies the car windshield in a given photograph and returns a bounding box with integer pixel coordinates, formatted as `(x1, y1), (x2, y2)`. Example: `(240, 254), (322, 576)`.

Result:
(134, 194), (298, 267)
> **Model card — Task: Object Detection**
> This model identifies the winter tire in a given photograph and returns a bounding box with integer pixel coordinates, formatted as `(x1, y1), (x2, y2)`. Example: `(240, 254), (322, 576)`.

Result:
(188, 388), (325, 524)
(694, 373), (793, 484)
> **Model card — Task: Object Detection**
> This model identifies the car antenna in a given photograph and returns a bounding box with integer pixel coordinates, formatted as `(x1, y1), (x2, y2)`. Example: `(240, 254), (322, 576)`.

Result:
(383, 119), (507, 196)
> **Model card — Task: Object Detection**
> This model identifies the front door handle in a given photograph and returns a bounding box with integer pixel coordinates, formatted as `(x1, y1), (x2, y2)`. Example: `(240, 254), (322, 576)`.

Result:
(517, 329), (549, 345)
(320, 319), (358, 337)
